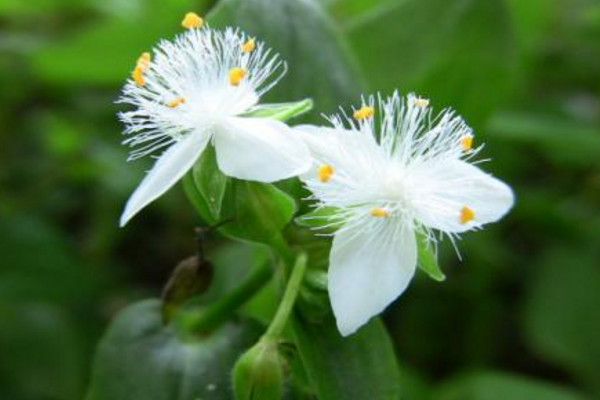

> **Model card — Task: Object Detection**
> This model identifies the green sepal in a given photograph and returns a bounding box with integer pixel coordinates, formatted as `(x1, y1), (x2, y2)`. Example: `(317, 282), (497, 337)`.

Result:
(220, 180), (297, 246)
(242, 98), (313, 122)
(232, 338), (284, 400)
(295, 206), (343, 233)
(191, 145), (228, 220)
(417, 232), (446, 282)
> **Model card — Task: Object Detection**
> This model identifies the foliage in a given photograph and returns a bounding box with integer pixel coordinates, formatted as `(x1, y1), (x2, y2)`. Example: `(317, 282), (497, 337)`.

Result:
(1, 0), (600, 399)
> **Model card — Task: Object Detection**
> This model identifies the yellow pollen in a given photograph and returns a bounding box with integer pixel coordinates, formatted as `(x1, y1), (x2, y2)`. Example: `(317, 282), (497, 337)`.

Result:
(167, 97), (186, 108)
(318, 164), (334, 182)
(414, 98), (430, 107)
(229, 67), (247, 86)
(353, 105), (374, 121)
(181, 12), (203, 29)
(461, 134), (474, 151)
(459, 206), (475, 224)
(137, 52), (151, 68)
(370, 208), (390, 218)
(132, 65), (146, 86)
(241, 38), (256, 53)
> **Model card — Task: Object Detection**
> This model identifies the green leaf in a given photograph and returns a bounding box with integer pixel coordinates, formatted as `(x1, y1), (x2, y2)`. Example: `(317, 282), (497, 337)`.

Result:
(523, 247), (600, 394)
(219, 180), (297, 246)
(85, 299), (262, 400)
(436, 371), (593, 400)
(191, 145), (228, 220)
(487, 111), (600, 168)
(417, 233), (445, 282)
(208, 0), (365, 115)
(0, 303), (85, 399)
(292, 314), (401, 400)
(31, 0), (216, 85)
(243, 99), (314, 121)
(346, 0), (516, 128)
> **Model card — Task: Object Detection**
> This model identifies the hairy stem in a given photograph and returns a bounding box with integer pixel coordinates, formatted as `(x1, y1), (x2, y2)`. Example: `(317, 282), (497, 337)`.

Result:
(264, 253), (307, 340)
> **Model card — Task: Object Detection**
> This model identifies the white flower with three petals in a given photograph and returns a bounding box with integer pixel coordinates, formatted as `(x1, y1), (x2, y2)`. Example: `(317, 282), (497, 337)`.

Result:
(118, 24), (311, 226)
(298, 92), (514, 336)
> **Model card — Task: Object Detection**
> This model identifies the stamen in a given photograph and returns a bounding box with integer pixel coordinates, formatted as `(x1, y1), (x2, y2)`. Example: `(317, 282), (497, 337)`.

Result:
(353, 105), (374, 121)
(167, 97), (186, 108)
(131, 52), (151, 86)
(132, 65), (146, 86)
(318, 164), (334, 183)
(181, 12), (203, 29)
(459, 206), (475, 224)
(414, 98), (430, 107)
(137, 52), (151, 68)
(370, 207), (390, 218)
(461, 134), (474, 151)
(242, 38), (256, 53)
(229, 67), (247, 86)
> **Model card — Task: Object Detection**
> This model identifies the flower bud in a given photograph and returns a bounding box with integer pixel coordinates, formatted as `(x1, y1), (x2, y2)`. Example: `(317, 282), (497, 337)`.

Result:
(233, 339), (284, 400)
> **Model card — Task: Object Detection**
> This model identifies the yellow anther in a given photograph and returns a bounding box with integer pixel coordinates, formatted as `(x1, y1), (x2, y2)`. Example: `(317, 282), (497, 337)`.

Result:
(318, 164), (334, 183)
(137, 52), (151, 68)
(414, 98), (430, 107)
(353, 105), (374, 121)
(370, 208), (390, 218)
(132, 65), (146, 86)
(167, 97), (186, 108)
(461, 134), (474, 151)
(459, 206), (475, 224)
(181, 12), (203, 29)
(242, 38), (256, 53)
(229, 67), (247, 86)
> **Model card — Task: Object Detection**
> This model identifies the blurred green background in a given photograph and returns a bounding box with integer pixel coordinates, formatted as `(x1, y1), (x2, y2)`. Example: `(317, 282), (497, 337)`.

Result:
(1, 0), (600, 399)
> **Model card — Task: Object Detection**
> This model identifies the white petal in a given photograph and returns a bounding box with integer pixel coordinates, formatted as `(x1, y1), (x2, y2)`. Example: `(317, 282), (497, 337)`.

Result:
(410, 160), (514, 233)
(120, 131), (211, 227)
(295, 124), (382, 171)
(329, 220), (417, 336)
(214, 117), (311, 182)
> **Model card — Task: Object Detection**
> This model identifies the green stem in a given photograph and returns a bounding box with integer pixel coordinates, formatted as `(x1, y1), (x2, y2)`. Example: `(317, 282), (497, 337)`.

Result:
(264, 253), (307, 340)
(183, 262), (272, 334)
(269, 234), (296, 272)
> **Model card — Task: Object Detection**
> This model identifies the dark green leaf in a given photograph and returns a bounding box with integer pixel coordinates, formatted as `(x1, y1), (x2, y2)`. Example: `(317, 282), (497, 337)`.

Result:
(346, 0), (516, 128)
(417, 233), (445, 282)
(86, 299), (262, 400)
(523, 247), (600, 394)
(292, 314), (401, 400)
(0, 303), (84, 400)
(436, 371), (592, 400)
(208, 0), (365, 115)
(31, 0), (215, 85)
(488, 112), (600, 168)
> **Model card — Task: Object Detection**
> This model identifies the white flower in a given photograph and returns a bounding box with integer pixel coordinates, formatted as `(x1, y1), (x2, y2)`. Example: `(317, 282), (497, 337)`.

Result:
(298, 92), (514, 336)
(118, 23), (311, 226)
